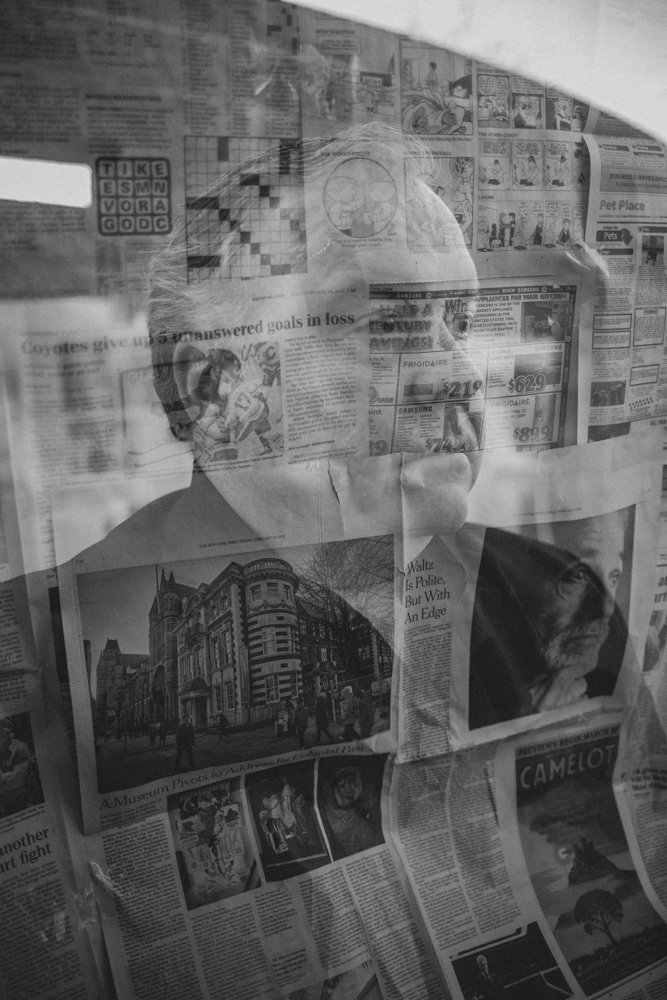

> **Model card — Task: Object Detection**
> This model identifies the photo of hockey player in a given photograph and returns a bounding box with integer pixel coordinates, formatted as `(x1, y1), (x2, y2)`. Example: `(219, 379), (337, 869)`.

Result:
(516, 730), (667, 994)
(179, 340), (282, 462)
(168, 778), (258, 910)
(317, 754), (387, 860)
(452, 924), (572, 1000)
(246, 762), (329, 881)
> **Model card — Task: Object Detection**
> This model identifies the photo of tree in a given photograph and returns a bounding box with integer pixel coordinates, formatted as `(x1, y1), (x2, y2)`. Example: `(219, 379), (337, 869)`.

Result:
(516, 729), (667, 995)
(75, 535), (394, 792)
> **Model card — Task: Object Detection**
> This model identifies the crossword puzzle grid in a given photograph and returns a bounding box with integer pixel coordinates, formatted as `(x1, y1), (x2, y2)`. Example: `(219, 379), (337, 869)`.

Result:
(184, 137), (307, 282)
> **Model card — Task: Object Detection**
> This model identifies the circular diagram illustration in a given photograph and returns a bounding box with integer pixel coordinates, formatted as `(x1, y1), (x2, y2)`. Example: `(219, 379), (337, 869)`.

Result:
(323, 158), (398, 238)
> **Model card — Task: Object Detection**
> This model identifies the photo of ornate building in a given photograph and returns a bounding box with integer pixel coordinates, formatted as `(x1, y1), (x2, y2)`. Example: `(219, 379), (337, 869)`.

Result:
(93, 542), (393, 736)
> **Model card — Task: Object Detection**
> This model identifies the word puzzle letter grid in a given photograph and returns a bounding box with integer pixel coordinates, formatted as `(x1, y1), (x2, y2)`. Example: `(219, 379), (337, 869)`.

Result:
(96, 157), (171, 235)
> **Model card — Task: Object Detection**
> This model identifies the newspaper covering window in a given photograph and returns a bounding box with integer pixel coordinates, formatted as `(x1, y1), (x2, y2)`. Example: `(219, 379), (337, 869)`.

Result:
(0, 2), (666, 1000)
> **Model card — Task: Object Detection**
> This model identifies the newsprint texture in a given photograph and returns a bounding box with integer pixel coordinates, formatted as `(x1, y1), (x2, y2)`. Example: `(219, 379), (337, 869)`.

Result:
(1, 2), (667, 1000)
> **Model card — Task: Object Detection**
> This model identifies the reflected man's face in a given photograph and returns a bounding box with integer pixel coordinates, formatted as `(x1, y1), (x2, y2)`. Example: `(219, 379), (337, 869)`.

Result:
(178, 173), (484, 534)
(536, 513), (625, 679)
(333, 768), (363, 807)
(346, 179), (483, 492)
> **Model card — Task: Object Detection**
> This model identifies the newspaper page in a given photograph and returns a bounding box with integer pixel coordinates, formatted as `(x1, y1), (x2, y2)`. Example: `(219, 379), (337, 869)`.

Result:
(498, 717), (667, 998)
(0, 298), (191, 574)
(389, 712), (667, 1000)
(0, 655), (105, 1000)
(0, 482), (106, 996)
(637, 419), (667, 683)
(367, 273), (581, 460)
(617, 681), (667, 914)
(395, 447), (660, 759)
(2, 1), (667, 999)
(582, 136), (667, 440)
(0, 0), (184, 299)
(390, 745), (548, 999)
(55, 516), (461, 999)
(473, 64), (591, 262)
(51, 428), (664, 1000)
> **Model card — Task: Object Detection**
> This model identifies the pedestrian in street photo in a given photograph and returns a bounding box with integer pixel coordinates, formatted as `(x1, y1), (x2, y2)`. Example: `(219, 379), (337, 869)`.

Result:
(293, 698), (309, 749)
(314, 692), (333, 743)
(175, 715), (196, 770)
(340, 686), (359, 742)
(217, 713), (229, 742)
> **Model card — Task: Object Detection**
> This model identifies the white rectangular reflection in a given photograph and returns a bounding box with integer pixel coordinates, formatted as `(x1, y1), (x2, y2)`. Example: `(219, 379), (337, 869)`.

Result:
(0, 157), (92, 208)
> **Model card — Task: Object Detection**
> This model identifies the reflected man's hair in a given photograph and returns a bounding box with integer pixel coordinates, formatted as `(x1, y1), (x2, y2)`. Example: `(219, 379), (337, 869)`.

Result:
(147, 124), (441, 440)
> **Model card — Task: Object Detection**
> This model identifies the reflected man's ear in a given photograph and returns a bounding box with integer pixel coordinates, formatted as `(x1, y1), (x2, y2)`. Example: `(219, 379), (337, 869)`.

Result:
(172, 340), (211, 424)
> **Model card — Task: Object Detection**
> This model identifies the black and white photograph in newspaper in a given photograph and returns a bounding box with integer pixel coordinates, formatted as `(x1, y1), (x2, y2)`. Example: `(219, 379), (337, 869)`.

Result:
(316, 753), (386, 860)
(516, 727), (667, 995)
(450, 922), (572, 1000)
(167, 776), (258, 910)
(185, 340), (284, 464)
(0, 712), (44, 820)
(467, 507), (634, 731)
(641, 233), (664, 269)
(75, 536), (394, 793)
(245, 760), (329, 880)
(521, 299), (571, 344)
(298, 14), (400, 138)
